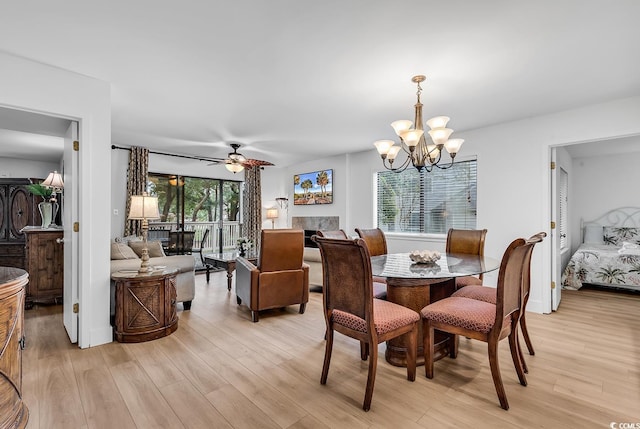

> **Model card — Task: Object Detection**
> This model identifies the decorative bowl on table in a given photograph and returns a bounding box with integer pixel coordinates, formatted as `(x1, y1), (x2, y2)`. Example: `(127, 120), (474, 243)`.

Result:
(409, 250), (441, 264)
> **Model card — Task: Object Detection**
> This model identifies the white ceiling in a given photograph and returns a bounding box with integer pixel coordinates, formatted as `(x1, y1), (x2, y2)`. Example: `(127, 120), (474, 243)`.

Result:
(1, 1), (640, 166)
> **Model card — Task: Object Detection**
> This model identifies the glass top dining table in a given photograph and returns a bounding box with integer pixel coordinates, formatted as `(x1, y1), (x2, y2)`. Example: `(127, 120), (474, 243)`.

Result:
(371, 252), (500, 280)
(370, 252), (501, 367)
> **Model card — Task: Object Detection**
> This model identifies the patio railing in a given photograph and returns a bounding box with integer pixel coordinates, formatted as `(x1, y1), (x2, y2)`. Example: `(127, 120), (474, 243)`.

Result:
(149, 221), (242, 254)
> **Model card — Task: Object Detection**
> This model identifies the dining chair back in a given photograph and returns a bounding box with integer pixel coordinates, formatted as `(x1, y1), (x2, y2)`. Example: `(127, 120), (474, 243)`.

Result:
(355, 228), (387, 257)
(191, 228), (210, 266)
(312, 236), (419, 411)
(355, 228), (389, 299)
(421, 235), (539, 410)
(446, 228), (488, 287)
(316, 229), (348, 239)
(166, 230), (196, 255)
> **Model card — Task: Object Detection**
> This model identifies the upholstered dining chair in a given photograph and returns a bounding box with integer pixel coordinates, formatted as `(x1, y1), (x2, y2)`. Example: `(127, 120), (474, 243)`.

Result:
(312, 236), (419, 411)
(355, 227), (388, 299)
(190, 228), (210, 268)
(451, 232), (546, 372)
(421, 236), (536, 410)
(446, 228), (488, 288)
(236, 229), (309, 322)
(316, 229), (348, 239)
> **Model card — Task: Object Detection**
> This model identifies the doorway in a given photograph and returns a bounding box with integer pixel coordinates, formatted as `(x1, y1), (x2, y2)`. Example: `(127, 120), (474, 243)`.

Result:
(548, 135), (640, 311)
(0, 106), (79, 343)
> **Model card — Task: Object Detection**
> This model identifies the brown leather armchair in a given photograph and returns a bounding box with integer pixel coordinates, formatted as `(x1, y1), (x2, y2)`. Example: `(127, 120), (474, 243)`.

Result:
(236, 229), (309, 322)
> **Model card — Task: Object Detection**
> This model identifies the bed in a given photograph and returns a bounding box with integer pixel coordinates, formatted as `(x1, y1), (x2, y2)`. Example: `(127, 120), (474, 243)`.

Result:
(562, 207), (640, 291)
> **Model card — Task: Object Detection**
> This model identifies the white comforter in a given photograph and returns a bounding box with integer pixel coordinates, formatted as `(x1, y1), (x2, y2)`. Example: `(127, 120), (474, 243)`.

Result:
(562, 243), (640, 290)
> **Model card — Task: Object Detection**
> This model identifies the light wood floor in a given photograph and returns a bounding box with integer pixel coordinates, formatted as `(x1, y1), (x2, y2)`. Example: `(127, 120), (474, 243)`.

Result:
(23, 273), (640, 428)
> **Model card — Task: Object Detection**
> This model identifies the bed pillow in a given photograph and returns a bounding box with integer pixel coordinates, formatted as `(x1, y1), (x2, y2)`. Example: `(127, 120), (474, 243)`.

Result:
(128, 240), (166, 258)
(583, 225), (604, 244)
(603, 226), (640, 246)
(111, 242), (140, 260)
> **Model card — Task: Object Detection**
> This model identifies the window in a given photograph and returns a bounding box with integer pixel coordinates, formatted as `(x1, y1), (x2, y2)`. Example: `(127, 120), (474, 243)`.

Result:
(558, 167), (568, 249)
(147, 173), (243, 252)
(375, 160), (477, 234)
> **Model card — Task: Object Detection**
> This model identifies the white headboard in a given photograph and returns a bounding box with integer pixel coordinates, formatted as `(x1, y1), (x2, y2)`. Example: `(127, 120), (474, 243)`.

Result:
(583, 207), (640, 228)
(581, 207), (640, 243)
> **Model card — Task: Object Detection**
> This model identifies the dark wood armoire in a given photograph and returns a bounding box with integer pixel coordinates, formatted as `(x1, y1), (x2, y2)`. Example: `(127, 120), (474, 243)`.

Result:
(0, 178), (42, 269)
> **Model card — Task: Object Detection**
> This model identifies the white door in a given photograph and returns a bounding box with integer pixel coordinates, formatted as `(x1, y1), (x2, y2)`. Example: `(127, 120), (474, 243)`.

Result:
(550, 149), (562, 311)
(63, 121), (79, 343)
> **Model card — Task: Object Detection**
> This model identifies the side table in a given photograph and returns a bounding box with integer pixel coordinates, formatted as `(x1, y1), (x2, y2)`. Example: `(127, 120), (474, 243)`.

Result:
(204, 252), (258, 290)
(111, 267), (179, 343)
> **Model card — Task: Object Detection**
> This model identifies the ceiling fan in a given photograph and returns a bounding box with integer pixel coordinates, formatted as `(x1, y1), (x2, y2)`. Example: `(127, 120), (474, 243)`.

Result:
(208, 143), (274, 173)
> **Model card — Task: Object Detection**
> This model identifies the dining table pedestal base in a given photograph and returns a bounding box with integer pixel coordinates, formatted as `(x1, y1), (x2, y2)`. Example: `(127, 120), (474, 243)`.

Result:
(384, 276), (457, 367)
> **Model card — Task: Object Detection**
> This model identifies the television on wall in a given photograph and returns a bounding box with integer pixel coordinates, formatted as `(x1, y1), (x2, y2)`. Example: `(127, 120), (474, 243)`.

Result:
(293, 169), (333, 205)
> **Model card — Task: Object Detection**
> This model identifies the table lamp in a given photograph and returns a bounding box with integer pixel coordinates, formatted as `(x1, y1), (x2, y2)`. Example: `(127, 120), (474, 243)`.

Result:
(128, 192), (160, 274)
(266, 207), (279, 228)
(41, 170), (64, 227)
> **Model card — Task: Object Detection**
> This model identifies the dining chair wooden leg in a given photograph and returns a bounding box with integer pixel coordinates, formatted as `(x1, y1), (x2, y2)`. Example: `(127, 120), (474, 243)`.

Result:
(363, 340), (378, 411)
(520, 310), (535, 355)
(517, 333), (529, 374)
(449, 334), (459, 359)
(321, 327), (334, 385)
(423, 320), (435, 379)
(406, 323), (417, 381)
(508, 324), (527, 386)
(360, 341), (369, 361)
(488, 337), (509, 410)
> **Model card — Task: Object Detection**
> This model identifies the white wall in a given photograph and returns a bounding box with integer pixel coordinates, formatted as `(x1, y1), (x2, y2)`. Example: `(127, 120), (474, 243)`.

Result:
(284, 154), (349, 230)
(570, 148), (640, 251)
(292, 96), (640, 314)
(0, 157), (61, 180)
(0, 52), (112, 348)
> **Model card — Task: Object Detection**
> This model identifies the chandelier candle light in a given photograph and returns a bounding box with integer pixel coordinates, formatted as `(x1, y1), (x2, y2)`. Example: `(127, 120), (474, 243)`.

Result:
(374, 75), (464, 173)
(128, 192), (160, 274)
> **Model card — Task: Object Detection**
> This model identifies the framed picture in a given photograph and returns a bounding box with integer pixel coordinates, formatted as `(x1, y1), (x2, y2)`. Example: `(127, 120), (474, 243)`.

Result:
(293, 169), (333, 205)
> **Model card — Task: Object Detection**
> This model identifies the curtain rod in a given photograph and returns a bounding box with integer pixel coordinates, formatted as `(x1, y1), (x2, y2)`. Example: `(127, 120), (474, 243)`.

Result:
(111, 144), (223, 164)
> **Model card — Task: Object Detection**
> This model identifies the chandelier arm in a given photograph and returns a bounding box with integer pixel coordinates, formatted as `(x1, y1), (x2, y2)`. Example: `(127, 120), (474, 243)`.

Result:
(432, 158), (456, 170)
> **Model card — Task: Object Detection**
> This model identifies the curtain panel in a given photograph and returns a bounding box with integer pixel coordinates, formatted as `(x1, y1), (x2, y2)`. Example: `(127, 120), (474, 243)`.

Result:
(243, 166), (262, 251)
(124, 146), (150, 237)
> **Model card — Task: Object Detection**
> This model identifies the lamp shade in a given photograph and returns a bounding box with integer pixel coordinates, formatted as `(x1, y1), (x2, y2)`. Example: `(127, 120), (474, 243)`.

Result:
(42, 170), (64, 189)
(128, 193), (160, 220)
(266, 207), (279, 220)
(226, 162), (244, 173)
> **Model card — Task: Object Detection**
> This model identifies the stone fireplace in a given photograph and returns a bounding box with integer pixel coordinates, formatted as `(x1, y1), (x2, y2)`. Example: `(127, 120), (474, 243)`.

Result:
(292, 216), (339, 247)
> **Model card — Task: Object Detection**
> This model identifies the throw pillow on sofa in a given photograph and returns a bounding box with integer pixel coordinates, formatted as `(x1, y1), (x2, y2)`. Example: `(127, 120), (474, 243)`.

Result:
(111, 242), (139, 260)
(128, 240), (166, 258)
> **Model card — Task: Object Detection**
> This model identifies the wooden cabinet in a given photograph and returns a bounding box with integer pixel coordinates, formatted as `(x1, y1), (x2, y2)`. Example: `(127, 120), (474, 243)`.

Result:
(0, 179), (41, 270)
(23, 228), (63, 305)
(111, 268), (179, 342)
(0, 267), (29, 429)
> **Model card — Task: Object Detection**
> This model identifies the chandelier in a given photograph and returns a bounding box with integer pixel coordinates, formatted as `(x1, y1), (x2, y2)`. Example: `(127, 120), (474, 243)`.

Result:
(374, 75), (464, 173)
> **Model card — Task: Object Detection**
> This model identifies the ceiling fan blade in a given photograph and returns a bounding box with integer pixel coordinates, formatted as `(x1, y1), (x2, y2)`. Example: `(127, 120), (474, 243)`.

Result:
(242, 158), (274, 167)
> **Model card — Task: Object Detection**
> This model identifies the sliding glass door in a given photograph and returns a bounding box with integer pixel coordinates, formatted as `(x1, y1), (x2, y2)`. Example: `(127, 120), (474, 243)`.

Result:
(148, 173), (242, 254)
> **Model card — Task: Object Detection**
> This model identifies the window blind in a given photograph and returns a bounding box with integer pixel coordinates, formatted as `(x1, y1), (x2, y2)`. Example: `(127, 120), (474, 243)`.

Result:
(376, 160), (477, 234)
(559, 167), (568, 249)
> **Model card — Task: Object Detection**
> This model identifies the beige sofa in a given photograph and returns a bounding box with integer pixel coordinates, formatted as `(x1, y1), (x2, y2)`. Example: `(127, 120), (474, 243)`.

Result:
(110, 240), (196, 310)
(303, 247), (323, 288)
